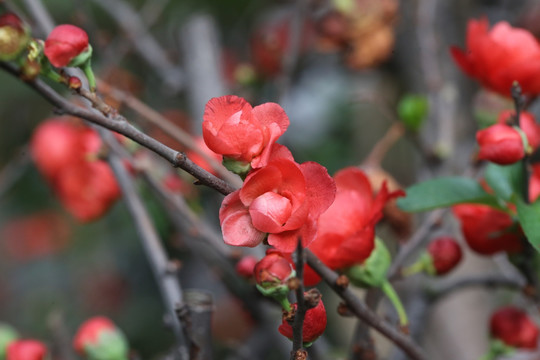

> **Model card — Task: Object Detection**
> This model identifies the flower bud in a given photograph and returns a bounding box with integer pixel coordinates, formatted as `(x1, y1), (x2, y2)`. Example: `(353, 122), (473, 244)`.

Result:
(476, 124), (526, 165)
(44, 24), (91, 68)
(0, 323), (18, 359)
(6, 340), (47, 360)
(490, 307), (539, 350)
(0, 13), (29, 61)
(73, 317), (129, 360)
(426, 237), (462, 275)
(254, 249), (295, 290)
(235, 255), (258, 279)
(278, 296), (327, 346)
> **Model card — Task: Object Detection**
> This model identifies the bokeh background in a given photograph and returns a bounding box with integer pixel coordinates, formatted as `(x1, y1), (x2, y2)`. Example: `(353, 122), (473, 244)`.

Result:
(1, 0), (539, 359)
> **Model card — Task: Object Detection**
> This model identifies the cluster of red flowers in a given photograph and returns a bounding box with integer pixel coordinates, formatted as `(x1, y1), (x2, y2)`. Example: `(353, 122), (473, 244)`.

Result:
(31, 118), (120, 222)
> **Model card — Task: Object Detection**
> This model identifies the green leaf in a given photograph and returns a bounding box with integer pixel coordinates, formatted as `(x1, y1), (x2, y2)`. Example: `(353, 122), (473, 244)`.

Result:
(397, 94), (429, 132)
(397, 176), (501, 212)
(484, 162), (524, 201)
(516, 198), (540, 251)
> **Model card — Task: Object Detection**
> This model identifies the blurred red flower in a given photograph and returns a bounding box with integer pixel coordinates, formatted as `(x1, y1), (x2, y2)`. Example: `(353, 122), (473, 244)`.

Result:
(1, 212), (70, 261)
(452, 204), (522, 255)
(490, 307), (539, 349)
(451, 18), (540, 97)
(427, 237), (462, 275)
(7, 340), (47, 360)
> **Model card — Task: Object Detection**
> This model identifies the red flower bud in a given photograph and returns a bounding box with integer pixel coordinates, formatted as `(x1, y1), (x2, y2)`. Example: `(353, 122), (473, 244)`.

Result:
(498, 110), (540, 150)
(476, 124), (525, 165)
(44, 24), (89, 67)
(278, 297), (327, 344)
(73, 317), (128, 357)
(6, 340), (47, 360)
(490, 307), (539, 349)
(235, 255), (258, 278)
(0, 13), (29, 61)
(427, 237), (462, 275)
(254, 249), (294, 287)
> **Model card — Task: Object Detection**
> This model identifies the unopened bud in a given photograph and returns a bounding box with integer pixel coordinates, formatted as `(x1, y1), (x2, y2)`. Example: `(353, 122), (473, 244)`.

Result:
(0, 13), (29, 61)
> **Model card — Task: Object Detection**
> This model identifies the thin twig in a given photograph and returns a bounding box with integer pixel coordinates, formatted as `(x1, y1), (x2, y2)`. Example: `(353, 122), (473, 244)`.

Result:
(0, 62), (236, 196)
(305, 249), (427, 360)
(90, 0), (184, 92)
(0, 148), (30, 200)
(387, 208), (445, 280)
(362, 122), (406, 169)
(97, 79), (242, 187)
(428, 275), (524, 302)
(291, 240), (306, 359)
(100, 129), (190, 359)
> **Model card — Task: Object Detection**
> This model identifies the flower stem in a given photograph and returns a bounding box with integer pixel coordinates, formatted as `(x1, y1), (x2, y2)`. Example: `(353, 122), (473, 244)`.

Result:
(83, 60), (96, 92)
(381, 280), (408, 327)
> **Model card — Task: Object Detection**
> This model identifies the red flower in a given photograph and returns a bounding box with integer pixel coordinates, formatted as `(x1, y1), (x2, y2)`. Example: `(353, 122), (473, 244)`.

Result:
(55, 161), (120, 222)
(452, 204), (522, 255)
(44, 24), (89, 67)
(73, 317), (116, 354)
(305, 167), (403, 285)
(235, 255), (258, 279)
(7, 340), (47, 360)
(203, 96), (289, 170)
(427, 237), (462, 275)
(451, 18), (540, 97)
(219, 146), (335, 252)
(278, 297), (327, 343)
(529, 164), (540, 203)
(254, 249), (294, 287)
(490, 307), (539, 349)
(31, 119), (82, 179)
(497, 110), (540, 150)
(476, 124), (525, 165)
(31, 119), (120, 222)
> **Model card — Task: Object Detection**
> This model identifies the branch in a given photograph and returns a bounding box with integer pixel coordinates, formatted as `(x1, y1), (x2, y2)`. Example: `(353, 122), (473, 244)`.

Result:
(291, 240), (306, 360)
(387, 208), (445, 280)
(304, 249), (427, 360)
(101, 129), (190, 359)
(0, 61), (236, 196)
(96, 79), (242, 187)
(428, 275), (524, 302)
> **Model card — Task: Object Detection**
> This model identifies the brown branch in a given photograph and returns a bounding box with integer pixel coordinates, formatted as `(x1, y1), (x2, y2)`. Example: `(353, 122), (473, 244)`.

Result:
(429, 275), (524, 302)
(362, 122), (406, 169)
(100, 129), (190, 358)
(304, 249), (427, 360)
(291, 240), (307, 360)
(0, 61), (236, 196)
(96, 79), (242, 187)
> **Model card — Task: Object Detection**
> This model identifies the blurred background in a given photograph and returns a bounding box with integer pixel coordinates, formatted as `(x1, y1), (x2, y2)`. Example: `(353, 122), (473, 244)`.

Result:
(1, 0), (540, 359)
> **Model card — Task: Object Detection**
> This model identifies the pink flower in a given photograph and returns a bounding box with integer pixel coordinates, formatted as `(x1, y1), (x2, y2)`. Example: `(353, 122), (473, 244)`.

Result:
(476, 124), (525, 165)
(235, 255), (258, 279)
(44, 24), (89, 67)
(7, 340), (47, 360)
(186, 136), (222, 176)
(451, 18), (540, 97)
(219, 146), (335, 252)
(202, 96), (289, 170)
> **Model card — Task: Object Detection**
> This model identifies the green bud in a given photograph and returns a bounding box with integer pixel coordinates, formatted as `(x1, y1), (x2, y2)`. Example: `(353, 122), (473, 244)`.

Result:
(0, 323), (18, 360)
(346, 237), (390, 288)
(84, 330), (129, 360)
(222, 157), (251, 178)
(397, 94), (429, 132)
